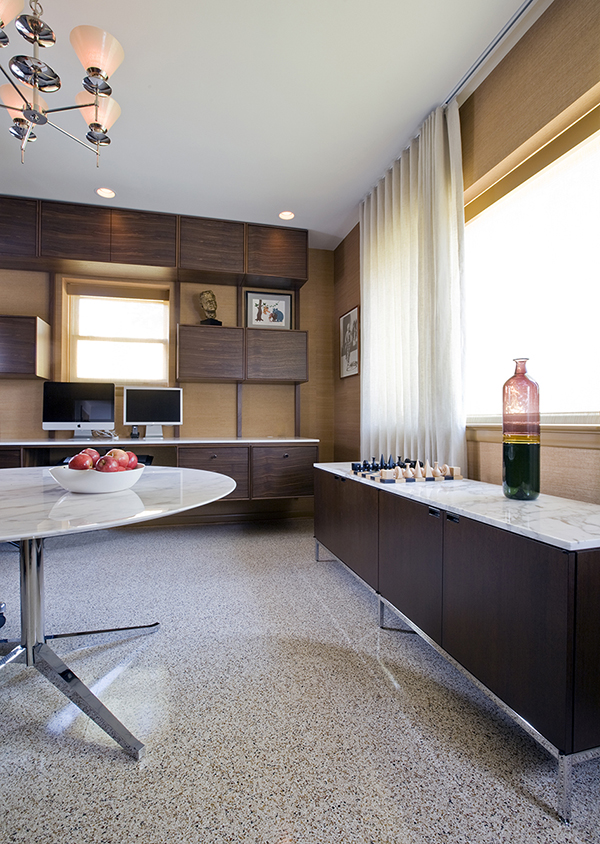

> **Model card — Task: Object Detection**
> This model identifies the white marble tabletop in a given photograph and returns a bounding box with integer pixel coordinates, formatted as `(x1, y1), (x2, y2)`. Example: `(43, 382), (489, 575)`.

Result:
(315, 462), (600, 552)
(0, 466), (236, 543)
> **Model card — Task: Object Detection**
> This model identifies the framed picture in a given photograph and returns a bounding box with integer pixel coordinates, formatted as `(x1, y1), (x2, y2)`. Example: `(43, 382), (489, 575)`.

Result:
(245, 291), (292, 329)
(340, 306), (359, 377)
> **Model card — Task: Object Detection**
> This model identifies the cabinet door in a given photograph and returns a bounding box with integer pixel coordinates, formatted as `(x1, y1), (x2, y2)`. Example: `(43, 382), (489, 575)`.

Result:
(178, 447), (248, 499)
(247, 224), (308, 281)
(111, 209), (177, 266)
(443, 513), (574, 752)
(245, 329), (307, 381)
(40, 201), (111, 261)
(314, 469), (379, 591)
(0, 197), (37, 257)
(379, 495), (443, 644)
(179, 217), (244, 273)
(573, 548), (600, 752)
(177, 325), (244, 381)
(0, 448), (21, 468)
(251, 446), (318, 499)
(0, 316), (50, 378)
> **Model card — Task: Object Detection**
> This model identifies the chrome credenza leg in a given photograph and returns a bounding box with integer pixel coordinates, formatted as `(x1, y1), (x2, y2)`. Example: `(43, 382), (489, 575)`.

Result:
(557, 753), (573, 823)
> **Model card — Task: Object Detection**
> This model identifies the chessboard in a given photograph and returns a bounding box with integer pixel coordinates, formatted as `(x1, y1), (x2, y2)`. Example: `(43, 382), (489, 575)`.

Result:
(351, 457), (463, 484)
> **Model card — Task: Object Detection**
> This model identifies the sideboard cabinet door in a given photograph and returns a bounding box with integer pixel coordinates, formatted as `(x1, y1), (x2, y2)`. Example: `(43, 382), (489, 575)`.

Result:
(443, 513), (574, 752)
(573, 548), (600, 752)
(0, 448), (22, 468)
(111, 209), (177, 266)
(379, 494), (444, 644)
(245, 329), (308, 382)
(178, 447), (249, 499)
(0, 315), (50, 379)
(251, 446), (318, 499)
(247, 224), (308, 281)
(314, 468), (379, 591)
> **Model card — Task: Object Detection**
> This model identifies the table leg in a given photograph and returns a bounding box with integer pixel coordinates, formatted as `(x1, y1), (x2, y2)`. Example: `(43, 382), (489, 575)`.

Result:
(8, 536), (147, 759)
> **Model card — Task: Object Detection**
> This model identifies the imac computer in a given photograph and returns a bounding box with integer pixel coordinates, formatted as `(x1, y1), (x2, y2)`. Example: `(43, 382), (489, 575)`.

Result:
(42, 382), (115, 439)
(123, 386), (183, 440)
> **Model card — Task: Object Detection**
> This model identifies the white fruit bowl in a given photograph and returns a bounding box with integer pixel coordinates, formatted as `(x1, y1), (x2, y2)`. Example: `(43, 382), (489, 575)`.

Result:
(49, 464), (145, 494)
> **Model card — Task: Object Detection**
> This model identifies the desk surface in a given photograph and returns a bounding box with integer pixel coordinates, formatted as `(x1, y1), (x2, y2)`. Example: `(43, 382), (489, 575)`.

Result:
(0, 465), (236, 543)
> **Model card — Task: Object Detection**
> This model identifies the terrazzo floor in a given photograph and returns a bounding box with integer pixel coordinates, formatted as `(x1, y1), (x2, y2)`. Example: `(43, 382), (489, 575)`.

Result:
(0, 519), (599, 844)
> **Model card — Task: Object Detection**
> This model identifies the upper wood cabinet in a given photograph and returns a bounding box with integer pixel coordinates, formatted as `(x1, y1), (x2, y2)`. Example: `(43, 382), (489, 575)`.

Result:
(245, 328), (308, 382)
(111, 209), (177, 266)
(0, 315), (50, 379)
(177, 325), (245, 381)
(180, 217), (244, 273)
(247, 224), (308, 281)
(0, 197), (37, 258)
(41, 201), (111, 262)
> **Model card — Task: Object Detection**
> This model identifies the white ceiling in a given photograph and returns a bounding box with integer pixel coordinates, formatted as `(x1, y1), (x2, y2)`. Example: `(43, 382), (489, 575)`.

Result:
(0, 0), (536, 249)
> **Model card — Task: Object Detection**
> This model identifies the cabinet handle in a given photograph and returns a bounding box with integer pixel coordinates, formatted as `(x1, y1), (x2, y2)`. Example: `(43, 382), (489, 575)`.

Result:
(210, 454), (218, 459)
(283, 453), (289, 458)
(429, 507), (441, 518)
(446, 513), (460, 523)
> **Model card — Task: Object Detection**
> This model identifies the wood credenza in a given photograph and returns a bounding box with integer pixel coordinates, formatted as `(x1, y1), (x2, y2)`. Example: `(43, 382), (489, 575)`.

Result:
(314, 463), (600, 821)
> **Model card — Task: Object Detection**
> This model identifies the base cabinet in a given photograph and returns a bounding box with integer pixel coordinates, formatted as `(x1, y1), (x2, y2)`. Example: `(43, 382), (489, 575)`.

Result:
(252, 446), (317, 499)
(379, 495), (443, 645)
(314, 468), (378, 590)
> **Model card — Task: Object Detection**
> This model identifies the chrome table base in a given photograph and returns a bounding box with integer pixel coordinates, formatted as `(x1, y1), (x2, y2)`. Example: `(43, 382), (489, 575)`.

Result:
(0, 537), (158, 760)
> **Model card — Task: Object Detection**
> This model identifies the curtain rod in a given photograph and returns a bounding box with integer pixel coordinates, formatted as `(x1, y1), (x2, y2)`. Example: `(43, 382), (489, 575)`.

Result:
(443, 0), (540, 104)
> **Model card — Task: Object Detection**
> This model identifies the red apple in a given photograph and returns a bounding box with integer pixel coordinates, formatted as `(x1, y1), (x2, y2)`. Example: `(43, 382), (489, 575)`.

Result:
(68, 452), (94, 471)
(125, 451), (138, 470)
(80, 447), (101, 466)
(95, 455), (120, 473)
(105, 448), (129, 468)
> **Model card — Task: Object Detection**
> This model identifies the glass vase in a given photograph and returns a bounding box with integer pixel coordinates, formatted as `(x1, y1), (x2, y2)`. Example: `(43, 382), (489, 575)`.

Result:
(502, 358), (540, 500)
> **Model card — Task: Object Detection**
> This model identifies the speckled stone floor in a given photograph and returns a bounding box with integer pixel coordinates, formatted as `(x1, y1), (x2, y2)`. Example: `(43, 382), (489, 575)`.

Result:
(0, 519), (599, 843)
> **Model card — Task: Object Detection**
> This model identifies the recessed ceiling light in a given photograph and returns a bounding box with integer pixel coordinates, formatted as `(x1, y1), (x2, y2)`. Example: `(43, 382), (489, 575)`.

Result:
(96, 187), (115, 199)
(279, 211), (295, 220)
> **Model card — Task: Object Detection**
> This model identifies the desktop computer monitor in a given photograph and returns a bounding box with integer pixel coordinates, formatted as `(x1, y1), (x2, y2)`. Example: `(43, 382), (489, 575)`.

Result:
(123, 386), (183, 439)
(42, 382), (115, 439)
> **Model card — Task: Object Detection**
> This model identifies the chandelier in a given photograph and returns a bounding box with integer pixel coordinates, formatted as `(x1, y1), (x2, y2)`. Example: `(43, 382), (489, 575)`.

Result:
(0, 0), (123, 164)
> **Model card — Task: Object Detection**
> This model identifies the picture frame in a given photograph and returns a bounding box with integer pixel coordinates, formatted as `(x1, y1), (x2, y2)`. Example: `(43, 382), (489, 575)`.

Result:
(340, 306), (359, 378)
(245, 291), (292, 330)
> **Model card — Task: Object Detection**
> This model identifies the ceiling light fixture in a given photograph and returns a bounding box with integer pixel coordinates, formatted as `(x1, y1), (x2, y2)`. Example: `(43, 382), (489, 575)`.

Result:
(0, 0), (123, 165)
(96, 187), (115, 198)
(279, 211), (295, 220)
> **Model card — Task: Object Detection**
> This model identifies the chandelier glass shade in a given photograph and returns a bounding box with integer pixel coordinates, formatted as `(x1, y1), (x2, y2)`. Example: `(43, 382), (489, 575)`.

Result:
(0, 0), (123, 164)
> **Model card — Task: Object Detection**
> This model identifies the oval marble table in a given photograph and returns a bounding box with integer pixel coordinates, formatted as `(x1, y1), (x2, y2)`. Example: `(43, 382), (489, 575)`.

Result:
(0, 465), (236, 759)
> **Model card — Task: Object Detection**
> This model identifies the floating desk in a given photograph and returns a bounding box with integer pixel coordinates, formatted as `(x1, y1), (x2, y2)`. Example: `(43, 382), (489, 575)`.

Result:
(0, 465), (236, 759)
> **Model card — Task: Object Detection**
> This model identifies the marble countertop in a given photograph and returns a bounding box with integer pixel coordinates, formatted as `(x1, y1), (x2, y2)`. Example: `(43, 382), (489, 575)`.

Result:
(0, 466), (236, 543)
(314, 462), (600, 552)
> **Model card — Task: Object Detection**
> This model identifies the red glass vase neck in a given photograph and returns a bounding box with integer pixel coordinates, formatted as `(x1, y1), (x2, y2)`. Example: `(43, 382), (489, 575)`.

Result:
(503, 358), (540, 440)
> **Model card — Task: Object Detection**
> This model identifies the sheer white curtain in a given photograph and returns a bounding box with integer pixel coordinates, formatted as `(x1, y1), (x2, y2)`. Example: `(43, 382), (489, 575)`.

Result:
(359, 100), (466, 468)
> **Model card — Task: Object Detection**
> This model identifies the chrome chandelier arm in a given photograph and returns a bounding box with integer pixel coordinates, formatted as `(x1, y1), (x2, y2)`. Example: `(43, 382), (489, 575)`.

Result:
(0, 64), (31, 105)
(46, 117), (97, 153)
(43, 101), (95, 114)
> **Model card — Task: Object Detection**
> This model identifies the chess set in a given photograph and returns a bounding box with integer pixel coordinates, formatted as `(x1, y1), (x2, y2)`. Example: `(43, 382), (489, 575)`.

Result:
(351, 456), (463, 484)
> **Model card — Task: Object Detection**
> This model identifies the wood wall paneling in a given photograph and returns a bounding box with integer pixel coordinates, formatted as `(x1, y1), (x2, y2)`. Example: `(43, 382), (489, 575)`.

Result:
(0, 197), (37, 258)
(41, 202), (111, 262)
(333, 224), (361, 461)
(179, 217), (245, 273)
(111, 209), (177, 266)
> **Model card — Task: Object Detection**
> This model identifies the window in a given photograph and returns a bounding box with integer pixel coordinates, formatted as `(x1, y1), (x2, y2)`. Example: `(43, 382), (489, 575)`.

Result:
(464, 128), (600, 423)
(68, 286), (170, 383)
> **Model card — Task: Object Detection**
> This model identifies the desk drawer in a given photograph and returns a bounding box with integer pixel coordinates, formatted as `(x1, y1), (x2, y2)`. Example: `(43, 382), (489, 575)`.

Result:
(0, 448), (21, 468)
(177, 447), (249, 499)
(251, 445), (317, 499)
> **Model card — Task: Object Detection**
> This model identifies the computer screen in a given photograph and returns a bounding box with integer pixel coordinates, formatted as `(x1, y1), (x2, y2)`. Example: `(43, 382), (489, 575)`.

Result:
(42, 382), (115, 438)
(123, 387), (183, 439)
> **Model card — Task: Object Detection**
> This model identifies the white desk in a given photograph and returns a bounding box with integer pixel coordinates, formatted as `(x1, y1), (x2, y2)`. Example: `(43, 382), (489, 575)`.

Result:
(0, 465), (236, 759)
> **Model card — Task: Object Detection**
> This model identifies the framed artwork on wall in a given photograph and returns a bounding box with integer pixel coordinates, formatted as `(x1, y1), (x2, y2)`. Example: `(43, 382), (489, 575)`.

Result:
(245, 291), (292, 329)
(340, 306), (359, 377)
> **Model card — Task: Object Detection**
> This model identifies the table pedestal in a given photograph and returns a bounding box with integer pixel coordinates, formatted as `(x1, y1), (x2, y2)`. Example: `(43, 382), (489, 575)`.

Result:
(0, 538), (157, 759)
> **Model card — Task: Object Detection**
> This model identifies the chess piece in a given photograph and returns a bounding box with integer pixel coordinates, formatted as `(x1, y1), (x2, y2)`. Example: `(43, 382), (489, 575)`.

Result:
(197, 289), (222, 325)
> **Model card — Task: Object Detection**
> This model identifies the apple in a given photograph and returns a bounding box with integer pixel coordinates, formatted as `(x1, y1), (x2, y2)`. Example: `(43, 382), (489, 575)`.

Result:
(105, 448), (129, 468)
(125, 451), (138, 470)
(80, 447), (101, 466)
(68, 452), (94, 470)
(95, 455), (120, 473)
